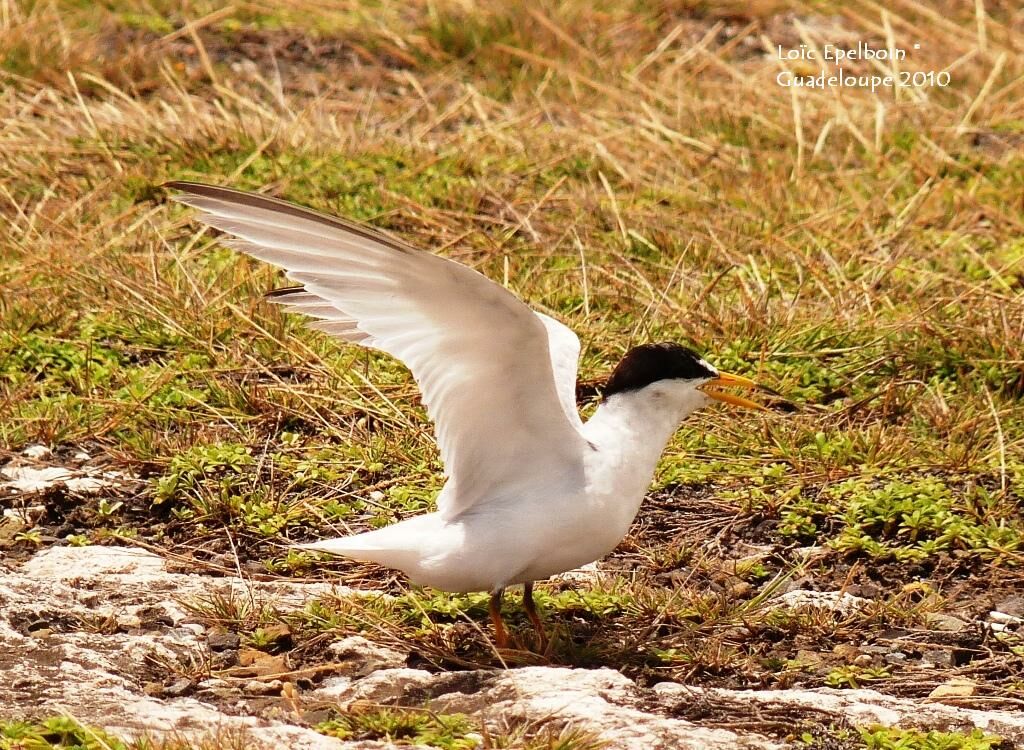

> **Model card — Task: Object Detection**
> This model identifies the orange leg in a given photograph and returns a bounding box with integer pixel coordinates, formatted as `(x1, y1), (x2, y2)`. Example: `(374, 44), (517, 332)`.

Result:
(523, 581), (547, 650)
(488, 588), (508, 649)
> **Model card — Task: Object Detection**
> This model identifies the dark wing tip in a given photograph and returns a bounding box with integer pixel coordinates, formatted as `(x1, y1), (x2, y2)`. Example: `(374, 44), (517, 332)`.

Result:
(162, 181), (222, 204)
(161, 181), (420, 256)
(264, 285), (307, 299)
(162, 180), (209, 192)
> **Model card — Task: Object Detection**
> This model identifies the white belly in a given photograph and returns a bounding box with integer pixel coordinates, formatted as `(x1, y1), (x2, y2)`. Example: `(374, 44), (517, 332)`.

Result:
(403, 494), (626, 591)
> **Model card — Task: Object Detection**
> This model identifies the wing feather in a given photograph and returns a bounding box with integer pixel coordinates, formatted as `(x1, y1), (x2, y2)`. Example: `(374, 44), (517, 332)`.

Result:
(535, 312), (583, 429)
(166, 181), (585, 517)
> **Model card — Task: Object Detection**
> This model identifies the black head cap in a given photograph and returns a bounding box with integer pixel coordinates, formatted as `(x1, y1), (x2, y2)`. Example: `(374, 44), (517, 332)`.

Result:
(603, 342), (717, 399)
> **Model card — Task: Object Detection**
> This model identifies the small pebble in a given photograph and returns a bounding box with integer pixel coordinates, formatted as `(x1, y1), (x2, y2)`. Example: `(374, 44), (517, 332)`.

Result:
(163, 678), (193, 697)
(244, 679), (283, 696)
(920, 648), (955, 668)
(208, 629), (240, 651)
(795, 649), (824, 665)
(729, 581), (754, 598)
(832, 643), (861, 661)
(117, 614), (142, 630)
(260, 623), (292, 646)
(301, 709), (332, 724)
(4, 506), (46, 524)
(23, 445), (52, 460)
(925, 613), (968, 633)
(196, 678), (231, 690)
(929, 677), (976, 699)
(989, 610), (1023, 626)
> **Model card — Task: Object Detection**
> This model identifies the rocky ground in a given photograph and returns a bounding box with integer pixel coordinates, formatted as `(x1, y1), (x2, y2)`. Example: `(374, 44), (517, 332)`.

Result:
(2, 460), (1023, 749)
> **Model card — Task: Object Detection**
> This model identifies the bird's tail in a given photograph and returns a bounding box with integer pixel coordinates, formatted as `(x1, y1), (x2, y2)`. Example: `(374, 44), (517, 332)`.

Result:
(291, 514), (446, 574)
(293, 535), (384, 556)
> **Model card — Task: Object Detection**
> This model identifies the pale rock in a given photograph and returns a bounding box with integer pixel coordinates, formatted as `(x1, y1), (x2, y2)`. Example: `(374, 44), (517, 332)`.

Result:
(0, 545), (375, 749)
(23, 444), (52, 460)
(0, 465), (132, 494)
(160, 600), (195, 627)
(116, 614), (142, 630)
(426, 667), (783, 750)
(19, 546), (351, 604)
(22, 545), (167, 579)
(315, 668), (436, 705)
(989, 611), (1023, 626)
(327, 635), (407, 676)
(164, 678), (193, 697)
(832, 643), (860, 660)
(654, 684), (1024, 742)
(3, 505), (47, 524)
(6, 544), (1024, 749)
(196, 678), (233, 692)
(774, 589), (871, 616)
(244, 679), (284, 696)
(552, 560), (602, 584)
(925, 613), (969, 632)
(929, 678), (977, 700)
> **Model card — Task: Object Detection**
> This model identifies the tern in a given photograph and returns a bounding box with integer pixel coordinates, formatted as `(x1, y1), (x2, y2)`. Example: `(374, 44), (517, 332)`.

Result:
(166, 181), (768, 649)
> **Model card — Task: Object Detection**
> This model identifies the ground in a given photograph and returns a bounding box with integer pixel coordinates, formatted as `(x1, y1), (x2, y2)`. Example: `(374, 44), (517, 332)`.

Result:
(1, 0), (1023, 748)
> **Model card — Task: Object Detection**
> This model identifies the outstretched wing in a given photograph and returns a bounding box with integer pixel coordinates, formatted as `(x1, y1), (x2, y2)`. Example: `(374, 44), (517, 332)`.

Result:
(166, 182), (586, 518)
(534, 312), (583, 430)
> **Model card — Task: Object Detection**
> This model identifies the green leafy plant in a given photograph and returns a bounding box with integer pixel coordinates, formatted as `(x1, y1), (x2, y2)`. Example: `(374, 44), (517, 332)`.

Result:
(825, 665), (892, 689)
(316, 708), (477, 749)
(858, 726), (1002, 750)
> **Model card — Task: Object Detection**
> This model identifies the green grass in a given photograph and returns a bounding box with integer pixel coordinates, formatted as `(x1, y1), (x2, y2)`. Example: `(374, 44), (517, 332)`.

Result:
(857, 727), (1003, 750)
(723, 473), (1023, 563)
(315, 708), (478, 749)
(316, 706), (607, 749)
(0, 716), (255, 750)
(800, 725), (1005, 750)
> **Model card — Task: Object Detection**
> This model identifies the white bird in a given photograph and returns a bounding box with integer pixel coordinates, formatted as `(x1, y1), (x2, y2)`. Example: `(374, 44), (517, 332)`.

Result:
(166, 181), (769, 648)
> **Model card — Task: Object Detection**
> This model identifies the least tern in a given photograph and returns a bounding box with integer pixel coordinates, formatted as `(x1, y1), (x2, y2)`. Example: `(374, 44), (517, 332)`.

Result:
(165, 182), (769, 648)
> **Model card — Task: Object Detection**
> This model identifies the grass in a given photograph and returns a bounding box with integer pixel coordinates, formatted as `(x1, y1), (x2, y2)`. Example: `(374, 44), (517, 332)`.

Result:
(314, 707), (483, 748)
(1, 716), (1003, 750)
(0, 716), (259, 750)
(800, 725), (1005, 750)
(0, 714), (607, 750)
(2, 0), (1024, 744)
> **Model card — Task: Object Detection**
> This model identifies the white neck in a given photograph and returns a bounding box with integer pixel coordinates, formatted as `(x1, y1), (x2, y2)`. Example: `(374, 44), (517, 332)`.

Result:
(580, 382), (709, 524)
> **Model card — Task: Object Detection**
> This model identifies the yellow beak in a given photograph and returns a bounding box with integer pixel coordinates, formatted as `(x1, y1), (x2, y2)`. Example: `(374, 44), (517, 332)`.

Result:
(699, 371), (769, 411)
